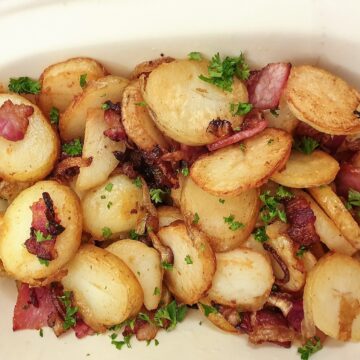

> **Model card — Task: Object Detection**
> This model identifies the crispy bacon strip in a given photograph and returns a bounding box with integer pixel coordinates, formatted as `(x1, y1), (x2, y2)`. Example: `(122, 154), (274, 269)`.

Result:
(285, 196), (320, 246)
(246, 63), (291, 110)
(103, 102), (127, 142)
(0, 99), (33, 141)
(207, 111), (268, 151)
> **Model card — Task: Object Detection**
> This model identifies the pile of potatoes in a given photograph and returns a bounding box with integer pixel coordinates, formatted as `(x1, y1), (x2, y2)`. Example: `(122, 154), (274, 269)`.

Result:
(0, 55), (360, 343)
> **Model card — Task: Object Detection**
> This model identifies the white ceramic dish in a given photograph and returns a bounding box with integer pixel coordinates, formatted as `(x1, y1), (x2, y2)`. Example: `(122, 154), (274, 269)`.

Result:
(0, 0), (360, 359)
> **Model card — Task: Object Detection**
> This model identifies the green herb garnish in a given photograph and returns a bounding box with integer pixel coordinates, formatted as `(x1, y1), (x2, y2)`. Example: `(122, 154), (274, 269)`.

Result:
(192, 212), (200, 224)
(133, 176), (142, 188)
(223, 214), (244, 231)
(105, 183), (113, 192)
(38, 258), (49, 266)
(184, 255), (193, 265)
(154, 300), (187, 330)
(62, 138), (82, 156)
(347, 189), (360, 208)
(230, 102), (253, 116)
(270, 108), (279, 117)
(199, 303), (218, 317)
(8, 77), (41, 94)
(153, 287), (161, 296)
(253, 226), (269, 243)
(296, 245), (308, 258)
(134, 101), (147, 107)
(297, 337), (322, 360)
(35, 230), (52, 243)
(102, 227), (112, 239)
(181, 166), (190, 177)
(219, 198), (225, 204)
(58, 291), (78, 330)
(129, 229), (139, 240)
(294, 137), (320, 155)
(49, 107), (59, 124)
(79, 73), (87, 88)
(149, 188), (167, 204)
(188, 52), (203, 61)
(161, 261), (173, 270)
(39, 328), (44, 337)
(102, 102), (110, 110)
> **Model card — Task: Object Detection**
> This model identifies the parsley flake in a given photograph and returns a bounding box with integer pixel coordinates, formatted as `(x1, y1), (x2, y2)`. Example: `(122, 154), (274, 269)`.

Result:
(347, 189), (360, 208)
(239, 143), (246, 152)
(149, 188), (168, 204)
(223, 214), (244, 231)
(294, 136), (319, 155)
(62, 138), (82, 156)
(161, 261), (173, 270)
(219, 198), (225, 204)
(134, 101), (147, 107)
(105, 183), (113, 192)
(253, 226), (269, 243)
(192, 212), (200, 224)
(38, 258), (49, 266)
(297, 337), (322, 360)
(188, 52), (203, 61)
(154, 300), (187, 330)
(107, 201), (113, 209)
(8, 77), (41, 94)
(153, 287), (161, 296)
(184, 255), (193, 264)
(296, 245), (309, 258)
(102, 227), (112, 239)
(230, 102), (253, 116)
(58, 291), (78, 330)
(110, 333), (132, 350)
(79, 73), (87, 88)
(133, 176), (142, 188)
(199, 303), (218, 317)
(49, 107), (59, 124)
(39, 328), (44, 337)
(35, 230), (52, 242)
(129, 229), (140, 240)
(102, 102), (110, 110)
(181, 166), (190, 177)
(270, 108), (279, 117)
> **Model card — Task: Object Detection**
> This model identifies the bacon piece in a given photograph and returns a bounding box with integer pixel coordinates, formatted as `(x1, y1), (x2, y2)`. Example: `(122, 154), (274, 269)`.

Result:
(207, 111), (268, 151)
(286, 299), (304, 333)
(74, 319), (95, 339)
(0, 99), (33, 141)
(206, 119), (233, 138)
(53, 156), (92, 180)
(216, 305), (242, 327)
(103, 105), (127, 142)
(285, 196), (320, 246)
(247, 63), (291, 110)
(335, 163), (360, 197)
(122, 317), (158, 341)
(13, 283), (63, 335)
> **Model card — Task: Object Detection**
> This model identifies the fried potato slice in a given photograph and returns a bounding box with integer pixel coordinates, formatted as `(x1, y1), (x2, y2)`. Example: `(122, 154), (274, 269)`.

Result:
(142, 59), (248, 145)
(61, 244), (143, 331)
(271, 150), (339, 188)
(0, 94), (59, 182)
(309, 185), (360, 249)
(157, 221), (215, 304)
(180, 177), (259, 252)
(106, 239), (162, 310)
(76, 109), (125, 191)
(82, 174), (143, 239)
(158, 206), (183, 228)
(122, 80), (169, 151)
(60, 75), (129, 141)
(207, 248), (274, 310)
(38, 57), (107, 116)
(190, 128), (292, 196)
(0, 181), (82, 285)
(130, 56), (175, 79)
(294, 190), (356, 255)
(286, 65), (360, 135)
(304, 253), (360, 341)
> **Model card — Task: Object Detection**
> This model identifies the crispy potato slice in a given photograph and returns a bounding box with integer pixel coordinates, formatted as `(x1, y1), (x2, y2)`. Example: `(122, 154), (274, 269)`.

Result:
(157, 221), (215, 304)
(130, 57), (175, 79)
(158, 206), (183, 228)
(265, 97), (299, 133)
(304, 253), (360, 341)
(0, 181), (82, 285)
(0, 94), (59, 182)
(106, 239), (162, 310)
(181, 177), (259, 252)
(76, 109), (125, 191)
(60, 75), (129, 141)
(62, 244), (143, 331)
(0, 179), (32, 202)
(207, 248), (274, 310)
(286, 65), (360, 135)
(82, 174), (143, 239)
(190, 128), (292, 196)
(309, 186), (360, 249)
(142, 59), (248, 145)
(271, 150), (339, 188)
(294, 190), (356, 255)
(38, 57), (106, 116)
(122, 80), (169, 151)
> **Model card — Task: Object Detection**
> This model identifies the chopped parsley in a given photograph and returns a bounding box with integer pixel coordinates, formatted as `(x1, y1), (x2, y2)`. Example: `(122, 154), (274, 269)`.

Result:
(192, 212), (200, 224)
(297, 337), (322, 360)
(184, 255), (193, 264)
(129, 229), (140, 240)
(8, 77), (41, 94)
(188, 51), (203, 61)
(199, 303), (218, 317)
(161, 261), (173, 270)
(153, 287), (161, 296)
(110, 333), (132, 350)
(276, 185), (294, 200)
(181, 166), (190, 177)
(38, 258), (49, 266)
(62, 138), (82, 156)
(39, 328), (44, 337)
(133, 176), (142, 188)
(79, 73), (87, 88)
(105, 183), (113, 192)
(134, 101), (147, 107)
(347, 189), (360, 208)
(199, 52), (250, 92)
(223, 214), (244, 231)
(270, 108), (279, 117)
(219, 198), (225, 204)
(58, 291), (78, 330)
(100, 195), (106, 199)
(149, 188), (167, 204)
(49, 107), (60, 124)
(230, 102), (253, 116)
(294, 136), (319, 155)
(253, 226), (269, 243)
(102, 102), (110, 110)
(153, 300), (187, 330)
(239, 143), (246, 152)
(35, 230), (52, 242)
(268, 138), (274, 145)
(296, 245), (309, 258)
(107, 201), (113, 209)
(102, 227), (112, 239)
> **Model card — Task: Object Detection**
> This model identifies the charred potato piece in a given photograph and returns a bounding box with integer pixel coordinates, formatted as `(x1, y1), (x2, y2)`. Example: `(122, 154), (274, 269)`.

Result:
(190, 128), (292, 196)
(0, 94), (59, 182)
(157, 221), (215, 304)
(61, 244), (143, 331)
(0, 181), (82, 285)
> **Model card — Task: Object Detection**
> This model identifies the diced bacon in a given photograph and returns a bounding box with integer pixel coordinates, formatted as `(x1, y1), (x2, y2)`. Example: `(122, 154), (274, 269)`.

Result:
(206, 119), (233, 138)
(103, 107), (127, 142)
(247, 63), (291, 110)
(122, 317), (158, 341)
(286, 299), (304, 333)
(0, 100), (33, 141)
(74, 319), (95, 339)
(30, 198), (48, 233)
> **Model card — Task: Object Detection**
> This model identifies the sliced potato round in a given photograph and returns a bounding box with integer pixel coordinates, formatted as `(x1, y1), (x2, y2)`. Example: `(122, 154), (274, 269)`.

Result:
(304, 253), (360, 341)
(181, 177), (259, 252)
(309, 186), (360, 249)
(122, 80), (169, 151)
(142, 59), (248, 146)
(106, 239), (162, 311)
(0, 181), (82, 285)
(190, 128), (292, 196)
(271, 150), (339, 188)
(158, 206), (183, 228)
(0, 94), (59, 182)
(294, 190), (356, 255)
(207, 248), (274, 310)
(62, 244), (143, 331)
(286, 65), (360, 135)
(157, 221), (215, 304)
(82, 174), (143, 239)
(76, 109), (125, 191)
(38, 57), (107, 116)
(60, 75), (129, 141)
